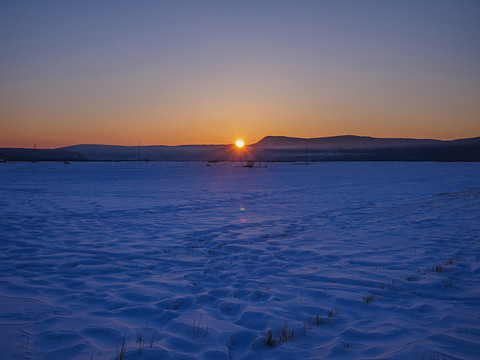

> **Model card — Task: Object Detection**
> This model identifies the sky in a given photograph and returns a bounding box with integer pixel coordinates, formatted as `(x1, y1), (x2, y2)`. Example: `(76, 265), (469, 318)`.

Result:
(1, 0), (479, 148)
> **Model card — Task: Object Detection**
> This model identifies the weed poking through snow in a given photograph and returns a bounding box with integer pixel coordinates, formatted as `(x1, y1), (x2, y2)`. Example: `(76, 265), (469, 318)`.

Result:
(264, 310), (339, 347)
(189, 315), (209, 339)
(363, 292), (375, 303)
(117, 335), (126, 360)
(264, 319), (295, 347)
(327, 308), (340, 318)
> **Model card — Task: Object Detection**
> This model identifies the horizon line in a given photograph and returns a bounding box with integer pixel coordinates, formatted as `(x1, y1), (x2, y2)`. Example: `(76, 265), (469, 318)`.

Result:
(2, 134), (480, 149)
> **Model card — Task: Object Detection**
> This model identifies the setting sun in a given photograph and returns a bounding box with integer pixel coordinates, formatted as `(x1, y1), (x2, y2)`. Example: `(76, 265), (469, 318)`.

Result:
(236, 140), (244, 148)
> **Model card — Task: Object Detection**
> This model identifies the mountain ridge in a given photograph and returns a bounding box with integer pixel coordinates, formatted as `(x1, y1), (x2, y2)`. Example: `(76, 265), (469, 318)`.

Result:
(1, 135), (479, 162)
(253, 135), (480, 149)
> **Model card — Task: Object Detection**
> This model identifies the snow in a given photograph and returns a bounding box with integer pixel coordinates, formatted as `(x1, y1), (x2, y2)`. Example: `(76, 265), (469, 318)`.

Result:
(0, 161), (479, 359)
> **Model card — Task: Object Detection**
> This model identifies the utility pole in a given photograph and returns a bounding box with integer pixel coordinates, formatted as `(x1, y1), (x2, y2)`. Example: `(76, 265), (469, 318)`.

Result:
(305, 140), (308, 166)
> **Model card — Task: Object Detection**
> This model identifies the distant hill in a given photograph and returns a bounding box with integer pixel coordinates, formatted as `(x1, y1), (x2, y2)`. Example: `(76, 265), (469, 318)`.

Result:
(251, 135), (480, 162)
(58, 136), (480, 162)
(58, 144), (239, 161)
(2, 135), (479, 162)
(255, 135), (460, 149)
(253, 135), (443, 149)
(0, 148), (87, 162)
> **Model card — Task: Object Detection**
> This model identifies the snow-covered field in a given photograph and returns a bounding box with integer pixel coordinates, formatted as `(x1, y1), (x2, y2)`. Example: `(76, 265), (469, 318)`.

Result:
(1, 161), (479, 360)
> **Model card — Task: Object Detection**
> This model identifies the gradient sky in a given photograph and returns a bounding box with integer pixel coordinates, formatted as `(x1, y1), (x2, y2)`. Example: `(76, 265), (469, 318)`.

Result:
(1, 0), (479, 147)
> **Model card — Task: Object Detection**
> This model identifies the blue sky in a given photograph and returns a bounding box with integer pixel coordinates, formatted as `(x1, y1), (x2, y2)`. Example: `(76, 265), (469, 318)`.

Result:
(1, 0), (479, 147)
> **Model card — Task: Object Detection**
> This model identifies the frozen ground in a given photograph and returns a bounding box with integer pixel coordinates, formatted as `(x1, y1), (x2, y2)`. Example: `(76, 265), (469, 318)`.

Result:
(0, 161), (479, 360)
